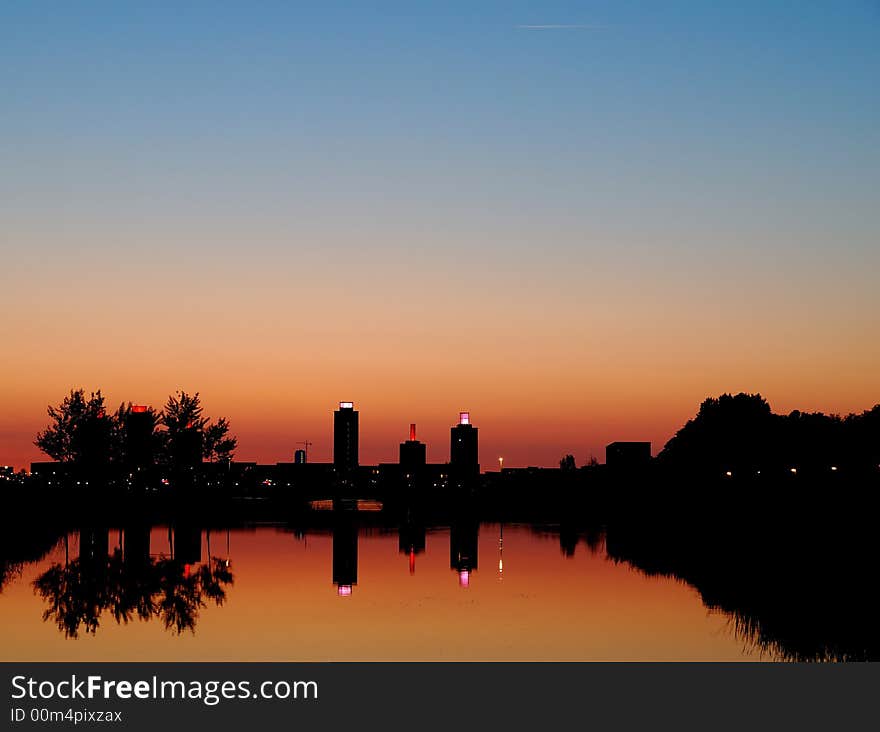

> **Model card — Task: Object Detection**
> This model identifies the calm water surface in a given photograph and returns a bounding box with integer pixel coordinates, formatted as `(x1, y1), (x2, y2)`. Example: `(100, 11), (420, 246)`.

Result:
(0, 522), (767, 661)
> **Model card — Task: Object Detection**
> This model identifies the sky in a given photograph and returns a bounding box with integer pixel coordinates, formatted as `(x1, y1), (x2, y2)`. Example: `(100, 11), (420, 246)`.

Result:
(1, 1), (879, 470)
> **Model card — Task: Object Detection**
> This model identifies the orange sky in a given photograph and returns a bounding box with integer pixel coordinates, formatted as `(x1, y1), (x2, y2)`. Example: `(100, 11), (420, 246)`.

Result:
(2, 267), (878, 472)
(2, 180), (878, 473)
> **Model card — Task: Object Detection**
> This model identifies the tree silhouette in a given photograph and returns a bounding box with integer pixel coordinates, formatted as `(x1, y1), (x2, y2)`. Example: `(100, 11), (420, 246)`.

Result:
(658, 392), (880, 477)
(34, 389), (238, 470)
(203, 418), (237, 463)
(161, 392), (208, 435)
(159, 391), (237, 464)
(34, 389), (115, 466)
(33, 556), (108, 639)
(559, 454), (576, 471)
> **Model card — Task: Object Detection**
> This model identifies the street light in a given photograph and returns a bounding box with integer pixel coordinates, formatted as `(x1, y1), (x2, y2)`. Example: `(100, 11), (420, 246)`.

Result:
(498, 457), (504, 472)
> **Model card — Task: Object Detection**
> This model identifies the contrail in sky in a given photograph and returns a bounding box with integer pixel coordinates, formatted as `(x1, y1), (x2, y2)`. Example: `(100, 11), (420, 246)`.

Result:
(516, 24), (607, 30)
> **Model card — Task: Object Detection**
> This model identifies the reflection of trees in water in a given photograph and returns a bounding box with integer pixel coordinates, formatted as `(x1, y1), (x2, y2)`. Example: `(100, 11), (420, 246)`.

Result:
(1, 561), (24, 593)
(33, 551), (233, 639)
(602, 514), (879, 663)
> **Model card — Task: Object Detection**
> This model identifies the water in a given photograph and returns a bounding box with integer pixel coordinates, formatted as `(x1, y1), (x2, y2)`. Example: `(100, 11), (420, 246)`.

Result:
(0, 522), (766, 661)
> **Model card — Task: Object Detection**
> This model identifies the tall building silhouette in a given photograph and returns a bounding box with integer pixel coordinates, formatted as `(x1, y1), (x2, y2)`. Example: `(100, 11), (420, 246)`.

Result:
(125, 405), (154, 470)
(399, 423), (427, 473)
(333, 401), (359, 472)
(450, 411), (479, 478)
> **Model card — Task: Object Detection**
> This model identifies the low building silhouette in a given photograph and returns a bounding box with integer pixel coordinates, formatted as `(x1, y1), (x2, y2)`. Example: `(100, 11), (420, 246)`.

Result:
(606, 442), (652, 471)
(399, 423), (427, 473)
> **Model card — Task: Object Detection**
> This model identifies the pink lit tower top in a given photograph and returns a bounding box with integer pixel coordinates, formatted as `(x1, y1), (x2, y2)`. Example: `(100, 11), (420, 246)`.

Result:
(450, 412), (479, 478)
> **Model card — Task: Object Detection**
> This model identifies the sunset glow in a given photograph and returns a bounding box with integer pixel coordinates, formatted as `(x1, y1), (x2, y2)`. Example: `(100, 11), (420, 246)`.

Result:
(2, 2), (878, 471)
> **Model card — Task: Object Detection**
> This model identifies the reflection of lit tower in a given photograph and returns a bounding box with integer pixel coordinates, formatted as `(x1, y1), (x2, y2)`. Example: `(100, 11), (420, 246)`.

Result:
(333, 402), (359, 473)
(498, 524), (504, 580)
(450, 412), (479, 479)
(332, 520), (358, 595)
(125, 405), (154, 470)
(450, 517), (479, 588)
(399, 423), (427, 474)
(399, 520), (426, 575)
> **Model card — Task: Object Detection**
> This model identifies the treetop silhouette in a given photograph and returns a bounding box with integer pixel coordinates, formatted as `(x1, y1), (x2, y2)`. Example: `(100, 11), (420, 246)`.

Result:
(34, 388), (237, 468)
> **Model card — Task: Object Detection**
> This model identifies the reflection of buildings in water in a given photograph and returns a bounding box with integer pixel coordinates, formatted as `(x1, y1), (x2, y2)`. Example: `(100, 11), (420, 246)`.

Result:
(559, 523), (578, 557)
(33, 523), (236, 641)
(498, 524), (503, 580)
(123, 524), (151, 566)
(450, 518), (479, 588)
(399, 521), (426, 575)
(79, 528), (109, 573)
(332, 521), (358, 596)
(204, 528), (233, 569)
(172, 526), (202, 566)
(223, 528), (232, 568)
(559, 524), (606, 558)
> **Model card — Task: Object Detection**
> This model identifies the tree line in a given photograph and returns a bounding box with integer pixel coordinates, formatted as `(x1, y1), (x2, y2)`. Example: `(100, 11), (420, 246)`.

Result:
(658, 392), (880, 476)
(34, 389), (237, 467)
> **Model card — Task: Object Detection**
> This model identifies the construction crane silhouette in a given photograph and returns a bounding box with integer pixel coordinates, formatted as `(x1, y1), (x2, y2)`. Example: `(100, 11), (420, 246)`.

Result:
(296, 440), (313, 462)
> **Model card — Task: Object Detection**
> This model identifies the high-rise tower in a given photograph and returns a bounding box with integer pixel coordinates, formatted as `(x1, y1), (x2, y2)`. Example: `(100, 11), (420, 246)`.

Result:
(333, 401), (359, 472)
(450, 411), (479, 478)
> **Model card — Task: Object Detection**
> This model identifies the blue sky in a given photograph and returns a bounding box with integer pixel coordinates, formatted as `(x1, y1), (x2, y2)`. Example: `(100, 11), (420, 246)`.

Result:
(3, 1), (877, 230)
